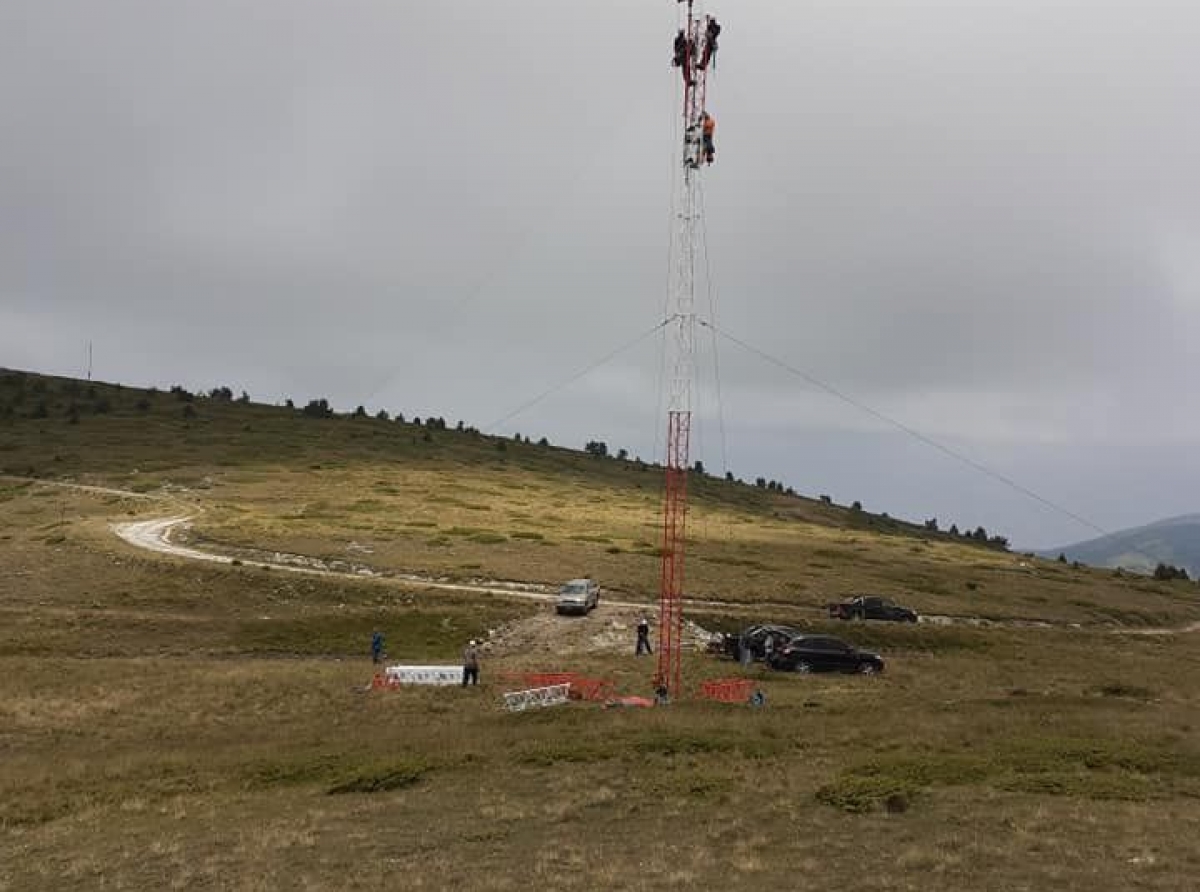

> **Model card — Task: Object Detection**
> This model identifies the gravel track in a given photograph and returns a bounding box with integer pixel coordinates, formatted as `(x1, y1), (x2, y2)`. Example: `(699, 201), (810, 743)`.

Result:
(11, 476), (1199, 637)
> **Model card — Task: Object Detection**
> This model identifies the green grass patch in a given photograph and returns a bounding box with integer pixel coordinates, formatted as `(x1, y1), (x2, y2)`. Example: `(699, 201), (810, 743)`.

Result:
(327, 760), (429, 795)
(468, 532), (507, 544)
(818, 735), (1200, 813)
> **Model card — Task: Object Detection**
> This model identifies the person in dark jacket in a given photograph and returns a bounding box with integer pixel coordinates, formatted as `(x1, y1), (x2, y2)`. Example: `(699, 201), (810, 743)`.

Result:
(636, 616), (653, 655)
(672, 29), (694, 86)
(462, 639), (481, 687)
(371, 630), (385, 664)
(672, 29), (687, 69)
(702, 16), (721, 69)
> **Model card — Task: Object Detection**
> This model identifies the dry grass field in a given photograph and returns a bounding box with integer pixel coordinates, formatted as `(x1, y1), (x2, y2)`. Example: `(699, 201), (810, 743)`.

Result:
(3, 369), (1200, 890)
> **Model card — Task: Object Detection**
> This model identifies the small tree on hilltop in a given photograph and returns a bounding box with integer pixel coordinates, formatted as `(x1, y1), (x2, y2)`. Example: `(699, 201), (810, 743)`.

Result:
(1154, 563), (1190, 581)
(302, 399), (333, 418)
(585, 440), (608, 458)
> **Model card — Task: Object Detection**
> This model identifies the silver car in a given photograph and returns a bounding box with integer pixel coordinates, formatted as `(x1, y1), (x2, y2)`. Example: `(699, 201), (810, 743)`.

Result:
(556, 578), (600, 615)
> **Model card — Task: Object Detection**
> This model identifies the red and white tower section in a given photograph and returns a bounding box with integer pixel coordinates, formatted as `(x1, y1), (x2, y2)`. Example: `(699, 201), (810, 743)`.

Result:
(657, 0), (720, 700)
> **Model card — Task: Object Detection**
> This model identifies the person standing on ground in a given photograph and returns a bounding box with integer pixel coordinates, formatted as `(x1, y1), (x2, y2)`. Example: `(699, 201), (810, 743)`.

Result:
(462, 639), (481, 687)
(636, 616), (653, 656)
(371, 630), (385, 665)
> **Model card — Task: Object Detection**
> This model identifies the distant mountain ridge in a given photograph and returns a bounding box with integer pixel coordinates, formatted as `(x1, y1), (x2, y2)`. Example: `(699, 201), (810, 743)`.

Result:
(1046, 514), (1200, 577)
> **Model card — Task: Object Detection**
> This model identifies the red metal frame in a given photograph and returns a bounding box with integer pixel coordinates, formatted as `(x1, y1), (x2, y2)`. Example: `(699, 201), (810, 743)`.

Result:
(655, 409), (691, 698)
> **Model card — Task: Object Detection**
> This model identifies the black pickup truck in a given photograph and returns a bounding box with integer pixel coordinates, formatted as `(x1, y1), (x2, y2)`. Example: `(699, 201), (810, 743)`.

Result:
(827, 595), (918, 623)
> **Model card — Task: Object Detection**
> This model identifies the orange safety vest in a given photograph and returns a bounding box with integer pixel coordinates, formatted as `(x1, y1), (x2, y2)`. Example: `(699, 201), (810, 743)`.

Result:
(702, 115), (716, 136)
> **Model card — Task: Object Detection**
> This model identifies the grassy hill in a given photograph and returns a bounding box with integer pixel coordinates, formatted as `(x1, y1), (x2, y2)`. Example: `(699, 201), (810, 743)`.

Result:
(2, 367), (1195, 625)
(3, 366), (1200, 890)
(1050, 515), (1200, 578)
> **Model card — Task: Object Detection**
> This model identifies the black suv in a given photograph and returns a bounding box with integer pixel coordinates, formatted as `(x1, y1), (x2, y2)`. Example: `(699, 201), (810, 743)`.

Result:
(768, 634), (885, 675)
(828, 595), (918, 623)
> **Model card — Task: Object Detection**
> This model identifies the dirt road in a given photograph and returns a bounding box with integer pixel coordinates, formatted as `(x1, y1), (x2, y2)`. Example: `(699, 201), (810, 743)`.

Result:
(111, 514), (662, 610)
(111, 514), (710, 656)
(108, 513), (1200, 639)
(12, 476), (1200, 639)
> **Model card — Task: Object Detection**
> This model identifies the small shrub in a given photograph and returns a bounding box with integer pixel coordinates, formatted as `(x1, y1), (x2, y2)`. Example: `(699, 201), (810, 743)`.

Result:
(327, 762), (427, 795)
(1096, 683), (1155, 700)
(469, 532), (506, 545)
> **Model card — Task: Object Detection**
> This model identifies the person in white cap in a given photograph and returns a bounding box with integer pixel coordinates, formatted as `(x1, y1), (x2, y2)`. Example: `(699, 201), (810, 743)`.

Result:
(462, 639), (481, 687)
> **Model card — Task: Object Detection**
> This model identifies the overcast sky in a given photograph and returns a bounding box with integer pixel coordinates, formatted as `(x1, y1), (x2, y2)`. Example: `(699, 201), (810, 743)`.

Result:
(3, 1), (1198, 548)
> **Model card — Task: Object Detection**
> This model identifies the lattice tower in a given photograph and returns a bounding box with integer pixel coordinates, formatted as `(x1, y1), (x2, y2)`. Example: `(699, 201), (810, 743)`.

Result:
(656, 0), (716, 700)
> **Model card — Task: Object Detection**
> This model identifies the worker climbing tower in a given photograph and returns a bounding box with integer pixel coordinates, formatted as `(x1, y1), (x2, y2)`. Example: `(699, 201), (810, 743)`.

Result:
(656, 0), (719, 700)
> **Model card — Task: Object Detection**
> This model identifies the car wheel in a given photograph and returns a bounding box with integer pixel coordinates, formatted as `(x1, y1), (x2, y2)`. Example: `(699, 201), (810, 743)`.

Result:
(793, 661), (812, 674)
(859, 662), (878, 675)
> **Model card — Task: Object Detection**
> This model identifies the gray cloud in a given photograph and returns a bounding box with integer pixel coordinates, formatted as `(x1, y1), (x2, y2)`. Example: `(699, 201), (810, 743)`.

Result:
(3, 1), (1198, 547)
